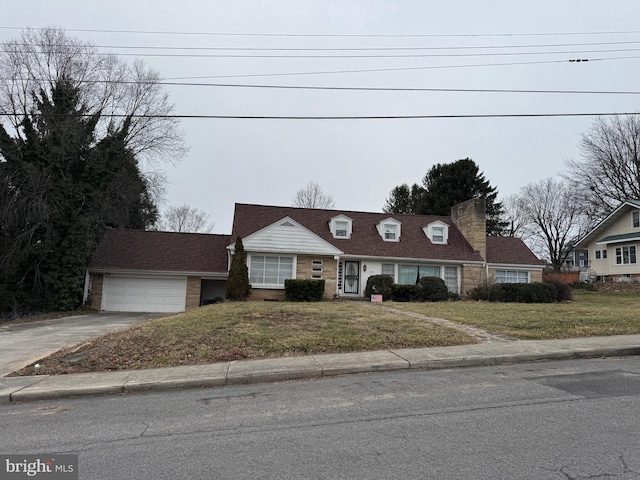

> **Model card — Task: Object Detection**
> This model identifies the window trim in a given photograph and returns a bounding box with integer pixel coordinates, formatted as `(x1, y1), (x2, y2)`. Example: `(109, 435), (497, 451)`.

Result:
(615, 245), (637, 265)
(248, 254), (296, 289)
(377, 218), (401, 242)
(494, 269), (530, 284)
(329, 215), (353, 239)
(633, 210), (640, 228)
(423, 221), (449, 244)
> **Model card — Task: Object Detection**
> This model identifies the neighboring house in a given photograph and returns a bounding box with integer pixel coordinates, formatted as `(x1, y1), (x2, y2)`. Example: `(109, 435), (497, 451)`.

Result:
(563, 248), (589, 270)
(575, 199), (640, 282)
(85, 198), (544, 312)
(85, 230), (230, 312)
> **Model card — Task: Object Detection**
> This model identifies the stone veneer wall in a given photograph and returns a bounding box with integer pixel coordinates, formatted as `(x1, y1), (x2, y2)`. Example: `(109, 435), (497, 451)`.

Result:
(296, 255), (338, 298)
(185, 276), (202, 310)
(451, 198), (487, 261)
(460, 264), (486, 295)
(88, 273), (104, 310)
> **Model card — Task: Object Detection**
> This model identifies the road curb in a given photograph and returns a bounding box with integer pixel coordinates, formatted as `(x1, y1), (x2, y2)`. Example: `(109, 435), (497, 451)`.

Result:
(3, 342), (640, 403)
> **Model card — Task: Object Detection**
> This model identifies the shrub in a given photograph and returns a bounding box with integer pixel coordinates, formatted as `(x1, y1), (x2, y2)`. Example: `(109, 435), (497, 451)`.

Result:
(468, 282), (556, 303)
(418, 276), (450, 302)
(285, 279), (325, 301)
(571, 281), (597, 291)
(543, 278), (573, 302)
(390, 284), (422, 302)
(225, 237), (251, 301)
(364, 275), (394, 300)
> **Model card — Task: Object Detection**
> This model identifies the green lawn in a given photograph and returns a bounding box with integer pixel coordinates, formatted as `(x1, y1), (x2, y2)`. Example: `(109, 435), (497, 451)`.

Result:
(388, 290), (640, 339)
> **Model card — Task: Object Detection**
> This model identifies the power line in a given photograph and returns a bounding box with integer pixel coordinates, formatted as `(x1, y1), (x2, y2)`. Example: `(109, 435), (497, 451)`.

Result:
(6, 39), (640, 51)
(4, 47), (640, 59)
(1, 112), (638, 120)
(3, 25), (640, 38)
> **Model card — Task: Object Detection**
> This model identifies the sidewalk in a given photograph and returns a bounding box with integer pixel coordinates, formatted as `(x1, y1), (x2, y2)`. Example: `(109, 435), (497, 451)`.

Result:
(2, 334), (640, 403)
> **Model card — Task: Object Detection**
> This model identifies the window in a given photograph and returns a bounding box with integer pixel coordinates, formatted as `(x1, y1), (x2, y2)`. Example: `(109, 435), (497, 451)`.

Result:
(249, 255), (294, 287)
(444, 267), (459, 293)
(595, 251), (601, 260)
(329, 215), (352, 239)
(381, 263), (395, 281)
(423, 221), (449, 244)
(633, 211), (640, 228)
(432, 227), (445, 243)
(384, 224), (397, 240)
(398, 265), (441, 285)
(603, 250), (607, 259)
(335, 221), (348, 237)
(615, 245), (637, 265)
(495, 270), (529, 283)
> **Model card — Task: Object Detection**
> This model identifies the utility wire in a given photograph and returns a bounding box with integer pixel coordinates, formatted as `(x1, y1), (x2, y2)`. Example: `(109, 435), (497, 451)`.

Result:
(6, 40), (640, 51)
(3, 25), (640, 38)
(1, 112), (638, 120)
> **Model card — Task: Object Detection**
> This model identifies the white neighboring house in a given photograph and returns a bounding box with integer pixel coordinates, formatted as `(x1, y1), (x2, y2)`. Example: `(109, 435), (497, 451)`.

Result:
(575, 200), (640, 282)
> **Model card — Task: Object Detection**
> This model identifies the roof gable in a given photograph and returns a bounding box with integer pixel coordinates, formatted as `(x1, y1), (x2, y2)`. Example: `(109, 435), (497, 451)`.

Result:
(238, 216), (343, 255)
(577, 200), (640, 247)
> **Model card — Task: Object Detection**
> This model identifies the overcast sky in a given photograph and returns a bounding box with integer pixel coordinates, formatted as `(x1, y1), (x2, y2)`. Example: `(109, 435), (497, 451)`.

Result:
(4, 1), (640, 232)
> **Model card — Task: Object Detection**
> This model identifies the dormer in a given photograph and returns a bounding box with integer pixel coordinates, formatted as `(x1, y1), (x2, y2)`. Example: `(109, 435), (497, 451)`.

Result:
(377, 217), (401, 242)
(329, 214), (353, 239)
(424, 220), (449, 244)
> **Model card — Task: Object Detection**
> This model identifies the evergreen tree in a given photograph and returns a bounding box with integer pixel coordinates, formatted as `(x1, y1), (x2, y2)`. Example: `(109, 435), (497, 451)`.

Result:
(0, 78), (157, 312)
(225, 237), (251, 301)
(384, 158), (507, 235)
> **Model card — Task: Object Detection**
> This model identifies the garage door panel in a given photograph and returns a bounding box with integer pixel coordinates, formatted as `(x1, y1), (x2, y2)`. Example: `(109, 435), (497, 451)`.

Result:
(103, 275), (187, 312)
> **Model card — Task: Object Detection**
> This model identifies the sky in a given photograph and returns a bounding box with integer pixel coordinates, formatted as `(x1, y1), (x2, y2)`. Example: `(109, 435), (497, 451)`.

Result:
(3, 1), (640, 233)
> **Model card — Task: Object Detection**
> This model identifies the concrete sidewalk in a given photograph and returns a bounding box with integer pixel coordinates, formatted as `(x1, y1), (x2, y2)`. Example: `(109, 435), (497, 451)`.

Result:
(2, 334), (640, 403)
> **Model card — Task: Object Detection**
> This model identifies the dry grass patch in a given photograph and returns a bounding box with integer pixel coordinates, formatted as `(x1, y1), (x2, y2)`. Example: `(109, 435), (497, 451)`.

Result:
(390, 291), (640, 340)
(13, 301), (476, 376)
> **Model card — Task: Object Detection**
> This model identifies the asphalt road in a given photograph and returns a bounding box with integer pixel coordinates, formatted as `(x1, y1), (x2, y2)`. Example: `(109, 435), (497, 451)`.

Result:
(3, 357), (640, 479)
(0, 313), (161, 377)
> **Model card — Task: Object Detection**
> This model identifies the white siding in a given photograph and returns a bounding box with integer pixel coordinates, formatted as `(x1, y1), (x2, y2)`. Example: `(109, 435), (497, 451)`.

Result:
(243, 217), (342, 255)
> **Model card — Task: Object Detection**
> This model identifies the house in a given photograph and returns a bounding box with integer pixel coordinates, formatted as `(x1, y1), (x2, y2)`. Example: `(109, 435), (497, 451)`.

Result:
(575, 199), (640, 282)
(85, 198), (544, 312)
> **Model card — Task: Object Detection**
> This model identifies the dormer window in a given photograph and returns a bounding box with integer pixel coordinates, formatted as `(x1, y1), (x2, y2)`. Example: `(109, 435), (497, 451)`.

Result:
(424, 221), (449, 244)
(330, 215), (353, 239)
(377, 218), (401, 242)
(633, 210), (640, 228)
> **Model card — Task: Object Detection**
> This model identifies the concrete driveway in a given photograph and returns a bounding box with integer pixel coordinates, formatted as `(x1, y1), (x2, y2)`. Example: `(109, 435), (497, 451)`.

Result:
(0, 312), (163, 377)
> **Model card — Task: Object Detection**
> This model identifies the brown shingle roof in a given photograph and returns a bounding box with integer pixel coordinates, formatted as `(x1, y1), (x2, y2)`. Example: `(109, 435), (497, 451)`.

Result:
(231, 203), (484, 262)
(89, 229), (231, 273)
(486, 236), (543, 265)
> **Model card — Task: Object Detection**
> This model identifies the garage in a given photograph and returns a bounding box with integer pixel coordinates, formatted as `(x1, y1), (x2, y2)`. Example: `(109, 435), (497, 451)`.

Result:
(102, 275), (187, 313)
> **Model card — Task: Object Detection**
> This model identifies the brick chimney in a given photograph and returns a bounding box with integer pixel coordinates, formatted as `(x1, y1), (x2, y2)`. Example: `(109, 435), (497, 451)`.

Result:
(451, 198), (486, 260)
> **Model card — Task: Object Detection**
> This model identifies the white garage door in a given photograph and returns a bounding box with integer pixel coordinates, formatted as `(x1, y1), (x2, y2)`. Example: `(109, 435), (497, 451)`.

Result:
(102, 275), (187, 313)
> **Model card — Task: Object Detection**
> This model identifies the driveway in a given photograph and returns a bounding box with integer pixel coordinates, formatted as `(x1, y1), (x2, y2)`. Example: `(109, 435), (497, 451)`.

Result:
(0, 312), (163, 377)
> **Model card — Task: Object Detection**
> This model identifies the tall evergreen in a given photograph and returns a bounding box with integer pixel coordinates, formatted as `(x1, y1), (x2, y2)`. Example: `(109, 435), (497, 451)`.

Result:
(225, 237), (251, 301)
(384, 158), (507, 236)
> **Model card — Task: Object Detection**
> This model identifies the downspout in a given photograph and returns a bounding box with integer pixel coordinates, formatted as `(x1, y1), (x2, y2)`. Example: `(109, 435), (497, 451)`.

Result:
(82, 271), (90, 306)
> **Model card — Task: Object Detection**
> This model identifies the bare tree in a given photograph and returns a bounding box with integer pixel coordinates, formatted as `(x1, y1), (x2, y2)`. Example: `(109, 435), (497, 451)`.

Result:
(156, 204), (214, 233)
(0, 28), (186, 168)
(292, 181), (335, 209)
(566, 115), (640, 221)
(516, 178), (590, 272)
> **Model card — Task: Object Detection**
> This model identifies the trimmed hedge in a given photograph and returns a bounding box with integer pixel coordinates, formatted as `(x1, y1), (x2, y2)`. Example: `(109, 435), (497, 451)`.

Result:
(543, 277), (573, 302)
(418, 276), (450, 302)
(468, 282), (557, 303)
(284, 279), (325, 301)
(365, 275), (394, 300)
(390, 284), (422, 302)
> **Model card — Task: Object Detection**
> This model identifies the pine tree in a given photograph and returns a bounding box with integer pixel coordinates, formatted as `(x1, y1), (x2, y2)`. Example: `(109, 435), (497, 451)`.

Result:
(225, 237), (251, 301)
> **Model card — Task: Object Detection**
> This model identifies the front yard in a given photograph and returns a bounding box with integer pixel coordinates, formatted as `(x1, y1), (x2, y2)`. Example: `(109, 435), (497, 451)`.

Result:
(11, 289), (640, 376)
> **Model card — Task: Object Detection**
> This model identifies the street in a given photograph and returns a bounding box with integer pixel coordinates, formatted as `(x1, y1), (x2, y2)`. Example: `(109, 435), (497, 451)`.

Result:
(2, 357), (640, 479)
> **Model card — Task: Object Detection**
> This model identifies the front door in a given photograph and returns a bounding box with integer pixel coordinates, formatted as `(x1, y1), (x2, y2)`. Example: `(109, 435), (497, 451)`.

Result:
(343, 261), (360, 294)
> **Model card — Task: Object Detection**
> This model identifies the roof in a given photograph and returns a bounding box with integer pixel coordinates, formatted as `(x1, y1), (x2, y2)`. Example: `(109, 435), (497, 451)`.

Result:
(89, 229), (231, 274)
(485, 236), (544, 266)
(577, 199), (640, 248)
(597, 232), (640, 245)
(231, 203), (484, 262)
